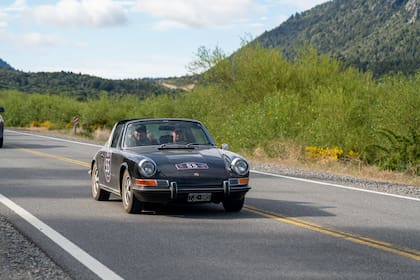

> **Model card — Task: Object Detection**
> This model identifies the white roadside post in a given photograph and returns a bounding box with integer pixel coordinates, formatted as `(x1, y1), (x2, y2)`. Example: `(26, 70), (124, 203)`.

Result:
(73, 116), (79, 135)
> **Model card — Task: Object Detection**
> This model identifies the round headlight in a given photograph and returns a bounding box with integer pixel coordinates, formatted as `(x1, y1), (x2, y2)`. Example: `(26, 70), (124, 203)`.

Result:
(138, 159), (157, 177)
(231, 158), (249, 176)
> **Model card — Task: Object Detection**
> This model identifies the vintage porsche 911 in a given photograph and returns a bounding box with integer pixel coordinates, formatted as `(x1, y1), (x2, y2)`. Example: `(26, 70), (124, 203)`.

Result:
(90, 118), (251, 213)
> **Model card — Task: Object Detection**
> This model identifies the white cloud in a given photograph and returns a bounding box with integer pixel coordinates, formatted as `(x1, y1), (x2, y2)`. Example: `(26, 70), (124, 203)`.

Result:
(61, 54), (190, 79)
(15, 32), (86, 49)
(0, 0), (26, 29)
(132, 0), (256, 29)
(21, 32), (64, 47)
(0, 14), (8, 29)
(29, 0), (128, 28)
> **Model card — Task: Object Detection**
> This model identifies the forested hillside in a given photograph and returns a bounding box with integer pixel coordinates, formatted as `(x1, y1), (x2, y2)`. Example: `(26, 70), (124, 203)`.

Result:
(257, 0), (420, 76)
(0, 68), (179, 101)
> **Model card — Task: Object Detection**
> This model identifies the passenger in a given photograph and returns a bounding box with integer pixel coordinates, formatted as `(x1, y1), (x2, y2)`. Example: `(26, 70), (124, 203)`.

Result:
(128, 125), (152, 146)
(172, 129), (185, 143)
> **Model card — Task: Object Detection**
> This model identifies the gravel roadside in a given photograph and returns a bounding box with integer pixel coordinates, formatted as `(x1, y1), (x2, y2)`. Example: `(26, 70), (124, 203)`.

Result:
(0, 215), (72, 280)
(1, 146), (419, 279)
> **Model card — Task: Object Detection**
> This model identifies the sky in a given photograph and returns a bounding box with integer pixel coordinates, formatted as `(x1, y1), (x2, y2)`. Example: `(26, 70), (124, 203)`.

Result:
(0, 0), (327, 79)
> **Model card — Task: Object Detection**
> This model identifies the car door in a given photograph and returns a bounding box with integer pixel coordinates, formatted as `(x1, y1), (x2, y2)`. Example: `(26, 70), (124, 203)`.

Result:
(108, 123), (125, 192)
(96, 123), (124, 192)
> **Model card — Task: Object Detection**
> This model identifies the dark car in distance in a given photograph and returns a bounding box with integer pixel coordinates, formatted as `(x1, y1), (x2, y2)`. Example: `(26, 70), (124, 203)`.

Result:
(90, 118), (251, 214)
(0, 107), (4, 148)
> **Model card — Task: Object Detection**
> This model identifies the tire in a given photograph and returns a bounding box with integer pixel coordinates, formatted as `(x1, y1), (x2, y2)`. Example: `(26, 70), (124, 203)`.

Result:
(91, 163), (110, 201)
(0, 137), (3, 148)
(121, 169), (142, 214)
(222, 197), (245, 212)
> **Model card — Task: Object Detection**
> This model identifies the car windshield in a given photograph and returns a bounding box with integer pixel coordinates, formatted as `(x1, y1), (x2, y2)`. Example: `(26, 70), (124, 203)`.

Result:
(124, 120), (214, 147)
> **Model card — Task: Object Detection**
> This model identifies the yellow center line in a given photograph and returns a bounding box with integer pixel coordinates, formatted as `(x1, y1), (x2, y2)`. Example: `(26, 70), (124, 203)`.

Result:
(14, 146), (420, 262)
(17, 147), (91, 168)
(244, 205), (420, 261)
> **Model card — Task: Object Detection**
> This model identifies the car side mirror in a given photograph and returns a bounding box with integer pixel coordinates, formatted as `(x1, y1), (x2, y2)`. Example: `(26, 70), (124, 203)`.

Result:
(221, 143), (229, 150)
(0, 107), (4, 113)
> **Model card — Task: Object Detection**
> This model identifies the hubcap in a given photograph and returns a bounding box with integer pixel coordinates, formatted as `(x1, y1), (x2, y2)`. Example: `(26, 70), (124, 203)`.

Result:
(92, 167), (99, 195)
(124, 176), (131, 206)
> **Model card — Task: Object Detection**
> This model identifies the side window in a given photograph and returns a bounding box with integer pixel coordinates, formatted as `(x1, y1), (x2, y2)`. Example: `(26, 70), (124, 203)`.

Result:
(111, 124), (124, 148)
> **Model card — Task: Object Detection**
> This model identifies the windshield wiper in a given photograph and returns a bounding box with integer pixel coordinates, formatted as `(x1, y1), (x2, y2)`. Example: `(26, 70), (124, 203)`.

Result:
(186, 142), (213, 147)
(185, 143), (200, 148)
(158, 143), (195, 150)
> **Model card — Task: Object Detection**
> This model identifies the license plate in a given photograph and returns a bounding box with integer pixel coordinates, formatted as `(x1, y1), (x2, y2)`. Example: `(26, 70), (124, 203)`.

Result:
(187, 193), (211, 202)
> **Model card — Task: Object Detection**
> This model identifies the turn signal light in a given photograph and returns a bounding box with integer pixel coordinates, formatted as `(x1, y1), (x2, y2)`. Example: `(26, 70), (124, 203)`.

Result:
(239, 178), (249, 185)
(135, 179), (158, 187)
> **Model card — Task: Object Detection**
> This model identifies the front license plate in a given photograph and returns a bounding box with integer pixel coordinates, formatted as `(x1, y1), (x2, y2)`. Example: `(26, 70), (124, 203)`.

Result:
(187, 193), (211, 202)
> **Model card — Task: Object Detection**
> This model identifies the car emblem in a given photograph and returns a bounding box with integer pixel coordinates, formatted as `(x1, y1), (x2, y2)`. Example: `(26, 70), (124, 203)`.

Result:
(175, 162), (209, 170)
(194, 172), (200, 177)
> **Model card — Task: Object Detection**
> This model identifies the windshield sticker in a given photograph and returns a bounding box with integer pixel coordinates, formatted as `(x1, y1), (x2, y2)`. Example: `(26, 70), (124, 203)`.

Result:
(175, 162), (209, 170)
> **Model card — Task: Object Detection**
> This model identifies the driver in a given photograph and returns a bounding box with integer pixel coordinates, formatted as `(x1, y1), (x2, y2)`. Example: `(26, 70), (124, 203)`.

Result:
(128, 125), (152, 146)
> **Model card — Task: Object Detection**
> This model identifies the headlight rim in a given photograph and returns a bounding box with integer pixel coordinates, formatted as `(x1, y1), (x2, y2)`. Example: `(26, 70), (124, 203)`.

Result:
(138, 158), (157, 178)
(230, 157), (249, 176)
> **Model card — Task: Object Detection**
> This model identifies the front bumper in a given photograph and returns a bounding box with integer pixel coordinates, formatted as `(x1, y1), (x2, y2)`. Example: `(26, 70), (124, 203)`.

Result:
(132, 178), (250, 203)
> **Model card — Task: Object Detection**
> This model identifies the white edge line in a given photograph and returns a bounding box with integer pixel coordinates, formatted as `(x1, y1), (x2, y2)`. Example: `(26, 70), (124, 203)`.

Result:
(250, 170), (420, 202)
(0, 194), (123, 280)
(6, 129), (102, 148)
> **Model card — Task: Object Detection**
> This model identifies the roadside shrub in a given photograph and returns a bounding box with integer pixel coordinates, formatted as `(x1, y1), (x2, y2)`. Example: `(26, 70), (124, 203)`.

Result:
(364, 129), (419, 175)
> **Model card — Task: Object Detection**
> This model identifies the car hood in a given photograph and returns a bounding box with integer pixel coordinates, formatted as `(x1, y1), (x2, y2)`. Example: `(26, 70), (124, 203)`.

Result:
(127, 146), (230, 185)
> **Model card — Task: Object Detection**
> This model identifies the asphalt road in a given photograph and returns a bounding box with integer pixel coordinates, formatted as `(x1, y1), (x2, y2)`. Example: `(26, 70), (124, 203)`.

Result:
(1, 130), (419, 280)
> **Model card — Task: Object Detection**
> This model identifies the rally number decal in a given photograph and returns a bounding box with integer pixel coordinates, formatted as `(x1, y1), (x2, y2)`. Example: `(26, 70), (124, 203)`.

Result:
(175, 162), (209, 170)
(104, 152), (112, 183)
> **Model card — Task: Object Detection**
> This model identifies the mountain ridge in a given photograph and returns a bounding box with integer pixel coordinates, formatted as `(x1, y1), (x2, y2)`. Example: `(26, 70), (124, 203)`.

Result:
(0, 67), (181, 101)
(257, 0), (420, 76)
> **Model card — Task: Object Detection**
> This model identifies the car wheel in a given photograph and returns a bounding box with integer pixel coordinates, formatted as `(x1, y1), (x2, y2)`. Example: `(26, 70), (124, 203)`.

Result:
(91, 162), (110, 201)
(122, 169), (142, 214)
(222, 197), (245, 212)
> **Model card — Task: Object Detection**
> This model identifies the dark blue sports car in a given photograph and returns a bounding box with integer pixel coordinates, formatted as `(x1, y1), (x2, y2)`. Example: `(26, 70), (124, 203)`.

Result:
(90, 118), (250, 213)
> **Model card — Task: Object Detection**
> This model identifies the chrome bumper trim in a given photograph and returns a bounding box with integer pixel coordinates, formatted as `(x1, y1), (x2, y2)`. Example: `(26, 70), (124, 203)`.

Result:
(170, 181), (177, 200)
(223, 180), (230, 197)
